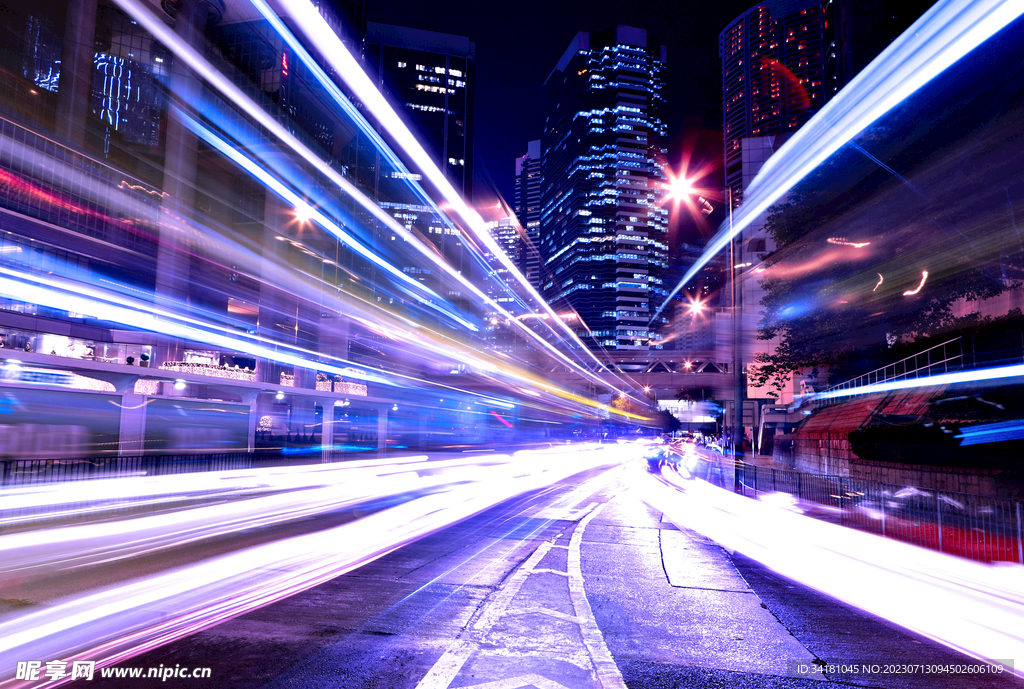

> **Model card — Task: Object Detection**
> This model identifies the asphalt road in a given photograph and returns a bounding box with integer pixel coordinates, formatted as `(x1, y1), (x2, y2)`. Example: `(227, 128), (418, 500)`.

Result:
(81, 461), (1023, 689)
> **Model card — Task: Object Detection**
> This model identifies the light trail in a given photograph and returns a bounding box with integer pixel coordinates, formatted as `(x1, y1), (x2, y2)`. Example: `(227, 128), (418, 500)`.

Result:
(0, 456), (542, 575)
(651, 0), (1024, 325)
(0, 444), (637, 687)
(179, 113), (474, 331)
(902, 270), (929, 296)
(640, 466), (1024, 678)
(813, 358), (1024, 401)
(0, 263), (638, 420)
(108, 0), (639, 403)
(826, 238), (871, 248)
(273, 0), (639, 391)
(183, 115), (639, 407)
(0, 454), (442, 520)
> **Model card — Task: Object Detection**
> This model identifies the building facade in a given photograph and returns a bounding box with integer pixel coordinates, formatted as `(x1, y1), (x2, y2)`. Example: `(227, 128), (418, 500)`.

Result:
(514, 139), (542, 290)
(0, 0), (507, 458)
(539, 26), (669, 352)
(720, 0), (831, 203)
(364, 22), (475, 200)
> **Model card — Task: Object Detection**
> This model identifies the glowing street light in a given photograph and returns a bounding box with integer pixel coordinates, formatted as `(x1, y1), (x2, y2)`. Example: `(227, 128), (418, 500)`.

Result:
(686, 295), (707, 316)
(294, 203), (314, 225)
(660, 173), (743, 484)
(666, 175), (695, 202)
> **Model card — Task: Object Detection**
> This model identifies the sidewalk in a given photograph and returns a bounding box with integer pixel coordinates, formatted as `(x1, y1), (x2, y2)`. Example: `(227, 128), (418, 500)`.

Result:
(582, 469), (819, 685)
(414, 465), (821, 689)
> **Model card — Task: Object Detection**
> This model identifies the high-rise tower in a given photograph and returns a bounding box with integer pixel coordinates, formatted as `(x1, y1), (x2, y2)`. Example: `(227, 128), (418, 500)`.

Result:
(364, 23), (475, 199)
(720, 0), (828, 203)
(539, 26), (669, 351)
(514, 140), (542, 290)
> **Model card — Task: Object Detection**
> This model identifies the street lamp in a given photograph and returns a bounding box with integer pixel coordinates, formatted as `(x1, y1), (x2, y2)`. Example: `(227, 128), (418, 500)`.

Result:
(666, 177), (745, 485)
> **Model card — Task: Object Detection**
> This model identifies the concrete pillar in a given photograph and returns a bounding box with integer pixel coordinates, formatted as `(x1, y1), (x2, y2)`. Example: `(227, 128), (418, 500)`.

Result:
(377, 406), (388, 455)
(56, 0), (98, 146)
(291, 396), (318, 443)
(321, 402), (335, 460)
(118, 392), (148, 456)
(243, 391), (259, 453)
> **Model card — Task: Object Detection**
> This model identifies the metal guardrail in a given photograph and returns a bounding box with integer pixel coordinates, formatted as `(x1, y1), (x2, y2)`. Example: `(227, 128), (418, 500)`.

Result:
(824, 337), (963, 401)
(0, 450), (375, 487)
(727, 461), (1024, 565)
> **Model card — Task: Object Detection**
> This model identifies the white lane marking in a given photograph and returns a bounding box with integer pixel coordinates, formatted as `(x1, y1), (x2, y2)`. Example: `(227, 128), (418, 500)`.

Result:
(456, 673), (572, 689)
(415, 465), (626, 689)
(568, 503), (628, 689)
(531, 568), (569, 577)
(503, 606), (582, 624)
(414, 540), (554, 689)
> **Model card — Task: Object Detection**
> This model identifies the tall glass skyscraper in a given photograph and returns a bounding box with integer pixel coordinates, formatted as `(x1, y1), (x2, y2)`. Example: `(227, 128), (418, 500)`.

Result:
(539, 26), (669, 352)
(720, 0), (830, 203)
(364, 23), (475, 200)
(514, 140), (541, 290)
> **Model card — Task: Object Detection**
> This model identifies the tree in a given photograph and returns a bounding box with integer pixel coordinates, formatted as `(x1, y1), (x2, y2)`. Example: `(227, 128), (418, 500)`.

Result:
(750, 151), (1015, 395)
(656, 409), (682, 434)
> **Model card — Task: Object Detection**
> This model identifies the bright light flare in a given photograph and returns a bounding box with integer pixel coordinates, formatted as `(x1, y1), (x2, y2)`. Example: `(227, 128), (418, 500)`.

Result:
(873, 273), (884, 291)
(293, 203), (314, 225)
(903, 270), (929, 296)
(827, 237), (871, 248)
(665, 175), (695, 202)
(685, 296), (707, 316)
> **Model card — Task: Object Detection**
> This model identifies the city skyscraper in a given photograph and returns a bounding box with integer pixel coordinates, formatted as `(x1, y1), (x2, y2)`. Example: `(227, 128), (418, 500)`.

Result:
(539, 26), (669, 352)
(364, 22), (475, 199)
(514, 140), (542, 290)
(720, 0), (830, 203)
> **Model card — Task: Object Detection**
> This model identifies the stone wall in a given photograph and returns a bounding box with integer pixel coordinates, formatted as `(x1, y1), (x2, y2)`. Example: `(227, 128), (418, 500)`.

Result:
(789, 433), (854, 476)
(774, 437), (1024, 499)
(847, 458), (1024, 500)
(771, 387), (1024, 499)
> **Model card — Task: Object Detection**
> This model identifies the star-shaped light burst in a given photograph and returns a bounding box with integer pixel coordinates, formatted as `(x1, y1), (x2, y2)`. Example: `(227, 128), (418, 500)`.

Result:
(685, 294), (707, 317)
(662, 168), (716, 217)
(293, 203), (314, 226)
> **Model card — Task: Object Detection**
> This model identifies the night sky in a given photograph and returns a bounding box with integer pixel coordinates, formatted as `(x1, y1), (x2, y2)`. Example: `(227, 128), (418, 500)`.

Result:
(367, 0), (761, 212)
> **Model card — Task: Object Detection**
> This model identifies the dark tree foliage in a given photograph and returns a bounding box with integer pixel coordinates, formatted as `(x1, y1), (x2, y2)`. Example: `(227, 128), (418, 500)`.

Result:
(750, 156), (1013, 396)
(656, 409), (682, 434)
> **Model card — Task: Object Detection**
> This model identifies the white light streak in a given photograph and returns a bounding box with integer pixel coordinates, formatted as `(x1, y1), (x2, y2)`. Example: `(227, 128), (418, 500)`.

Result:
(274, 0), (623, 376)
(641, 467), (1024, 677)
(903, 270), (929, 296)
(652, 0), (1024, 324)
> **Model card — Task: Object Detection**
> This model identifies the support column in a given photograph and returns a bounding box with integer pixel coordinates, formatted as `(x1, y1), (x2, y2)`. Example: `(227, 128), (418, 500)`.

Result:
(56, 0), (98, 146)
(321, 402), (335, 460)
(118, 392), (148, 456)
(243, 391), (259, 453)
(376, 406), (388, 456)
